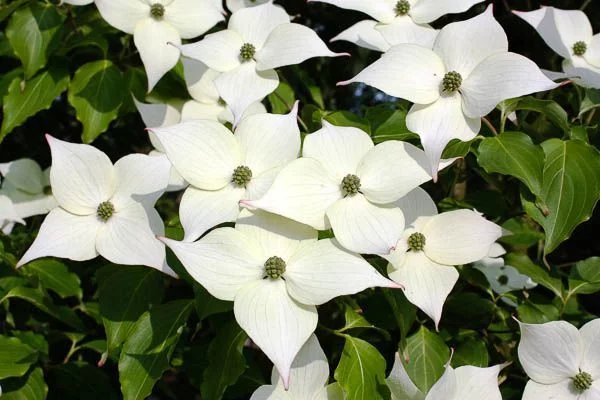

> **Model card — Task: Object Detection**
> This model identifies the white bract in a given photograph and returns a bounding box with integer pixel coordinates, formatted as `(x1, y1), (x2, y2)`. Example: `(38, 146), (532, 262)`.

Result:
(226, 0), (270, 13)
(250, 334), (344, 400)
(160, 209), (399, 388)
(387, 352), (504, 400)
(513, 7), (600, 89)
(17, 136), (174, 277)
(315, 0), (484, 52)
(0, 195), (24, 235)
(518, 319), (600, 398)
(0, 158), (57, 221)
(151, 106), (301, 241)
(244, 122), (452, 255)
(60, 0), (93, 5)
(95, 0), (224, 91)
(339, 6), (558, 177)
(181, 58), (267, 124)
(180, 2), (344, 125)
(385, 209), (502, 328)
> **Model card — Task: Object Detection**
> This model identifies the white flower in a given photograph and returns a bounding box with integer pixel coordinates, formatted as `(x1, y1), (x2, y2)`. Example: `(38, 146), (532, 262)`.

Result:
(159, 209), (399, 388)
(316, 0), (485, 52)
(517, 319), (600, 399)
(95, 0), (225, 91)
(0, 159), (57, 220)
(385, 209), (502, 328)
(150, 106), (301, 241)
(474, 243), (537, 302)
(60, 0), (93, 5)
(226, 0), (270, 13)
(243, 122), (452, 255)
(0, 195), (24, 235)
(180, 2), (345, 125)
(181, 58), (267, 124)
(513, 7), (600, 89)
(387, 352), (504, 400)
(250, 334), (343, 400)
(16, 136), (174, 277)
(339, 6), (558, 177)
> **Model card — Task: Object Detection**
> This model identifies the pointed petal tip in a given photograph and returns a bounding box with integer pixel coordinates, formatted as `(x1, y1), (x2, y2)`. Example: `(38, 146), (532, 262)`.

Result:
(335, 52), (351, 58)
(336, 79), (352, 87)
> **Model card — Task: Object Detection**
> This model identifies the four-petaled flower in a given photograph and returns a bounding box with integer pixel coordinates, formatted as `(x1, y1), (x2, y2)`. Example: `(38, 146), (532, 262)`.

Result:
(159, 209), (400, 388)
(150, 105), (301, 241)
(339, 6), (558, 177)
(180, 2), (345, 125)
(17, 136), (175, 277)
(518, 319), (600, 398)
(95, 0), (225, 91)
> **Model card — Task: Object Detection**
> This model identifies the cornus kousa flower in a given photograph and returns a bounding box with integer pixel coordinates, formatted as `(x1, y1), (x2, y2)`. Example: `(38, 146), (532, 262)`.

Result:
(0, 159), (57, 221)
(513, 7), (600, 89)
(243, 122), (453, 255)
(95, 0), (224, 91)
(517, 319), (600, 399)
(314, 0), (484, 52)
(339, 6), (558, 177)
(150, 105), (301, 241)
(159, 209), (400, 388)
(387, 353), (504, 400)
(180, 2), (345, 125)
(385, 209), (502, 328)
(250, 334), (344, 400)
(17, 136), (175, 277)
(181, 58), (266, 123)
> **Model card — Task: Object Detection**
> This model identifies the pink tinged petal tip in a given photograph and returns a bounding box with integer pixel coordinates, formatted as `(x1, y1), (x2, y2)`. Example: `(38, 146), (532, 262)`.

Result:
(238, 199), (256, 209)
(336, 79), (353, 86)
(335, 52), (351, 58)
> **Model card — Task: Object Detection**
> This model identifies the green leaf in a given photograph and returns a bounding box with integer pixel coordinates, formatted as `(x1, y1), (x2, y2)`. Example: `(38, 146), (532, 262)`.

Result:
(1, 367), (47, 400)
(404, 326), (449, 393)
(1, 62), (69, 142)
(568, 257), (600, 295)
(478, 132), (544, 196)
(579, 88), (600, 117)
(201, 321), (247, 400)
(365, 106), (416, 143)
(118, 299), (193, 400)
(0, 286), (85, 330)
(97, 266), (165, 352)
(504, 253), (563, 299)
(5, 3), (64, 78)
(268, 82), (295, 114)
(338, 303), (377, 332)
(334, 335), (389, 400)
(500, 96), (570, 134)
(11, 332), (48, 356)
(382, 288), (416, 342)
(193, 284), (232, 321)
(323, 111), (370, 133)
(0, 0), (31, 23)
(452, 338), (489, 368)
(68, 60), (125, 143)
(0, 336), (38, 379)
(535, 139), (600, 254)
(22, 259), (82, 299)
(0, 67), (23, 98)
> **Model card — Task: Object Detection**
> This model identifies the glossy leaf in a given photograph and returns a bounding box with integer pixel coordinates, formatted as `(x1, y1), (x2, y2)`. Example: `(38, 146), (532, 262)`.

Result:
(0, 335), (38, 379)
(1, 367), (47, 400)
(404, 326), (449, 393)
(22, 259), (82, 299)
(504, 253), (563, 299)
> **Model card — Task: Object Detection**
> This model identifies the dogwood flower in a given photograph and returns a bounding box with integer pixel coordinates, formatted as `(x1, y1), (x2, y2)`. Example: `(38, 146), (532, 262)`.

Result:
(316, 0), (485, 52)
(250, 334), (344, 400)
(243, 122), (452, 255)
(339, 6), (558, 177)
(180, 2), (345, 125)
(226, 0), (270, 13)
(385, 209), (502, 327)
(387, 353), (504, 400)
(151, 105), (300, 241)
(0, 159), (56, 220)
(517, 319), (600, 399)
(160, 209), (399, 388)
(61, 0), (93, 5)
(16, 136), (174, 277)
(181, 58), (267, 123)
(95, 0), (225, 91)
(513, 7), (600, 89)
(0, 195), (24, 235)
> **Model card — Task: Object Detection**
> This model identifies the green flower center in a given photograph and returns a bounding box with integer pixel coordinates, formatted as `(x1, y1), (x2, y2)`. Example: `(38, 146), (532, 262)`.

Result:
(395, 0), (410, 16)
(573, 41), (587, 56)
(43, 185), (52, 196)
(573, 371), (593, 392)
(265, 256), (286, 279)
(150, 3), (165, 20)
(341, 174), (361, 196)
(97, 201), (115, 222)
(240, 43), (256, 62)
(408, 232), (426, 251)
(442, 71), (462, 92)
(232, 165), (252, 187)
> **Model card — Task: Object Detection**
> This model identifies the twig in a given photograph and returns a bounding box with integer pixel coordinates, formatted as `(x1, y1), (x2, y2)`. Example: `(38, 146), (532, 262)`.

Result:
(482, 117), (498, 136)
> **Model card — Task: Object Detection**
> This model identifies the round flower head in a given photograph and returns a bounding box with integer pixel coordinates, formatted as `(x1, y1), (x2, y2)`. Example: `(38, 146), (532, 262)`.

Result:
(17, 136), (174, 277)
(517, 319), (600, 399)
(159, 209), (400, 388)
(180, 2), (346, 125)
(95, 0), (225, 91)
(339, 6), (558, 177)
